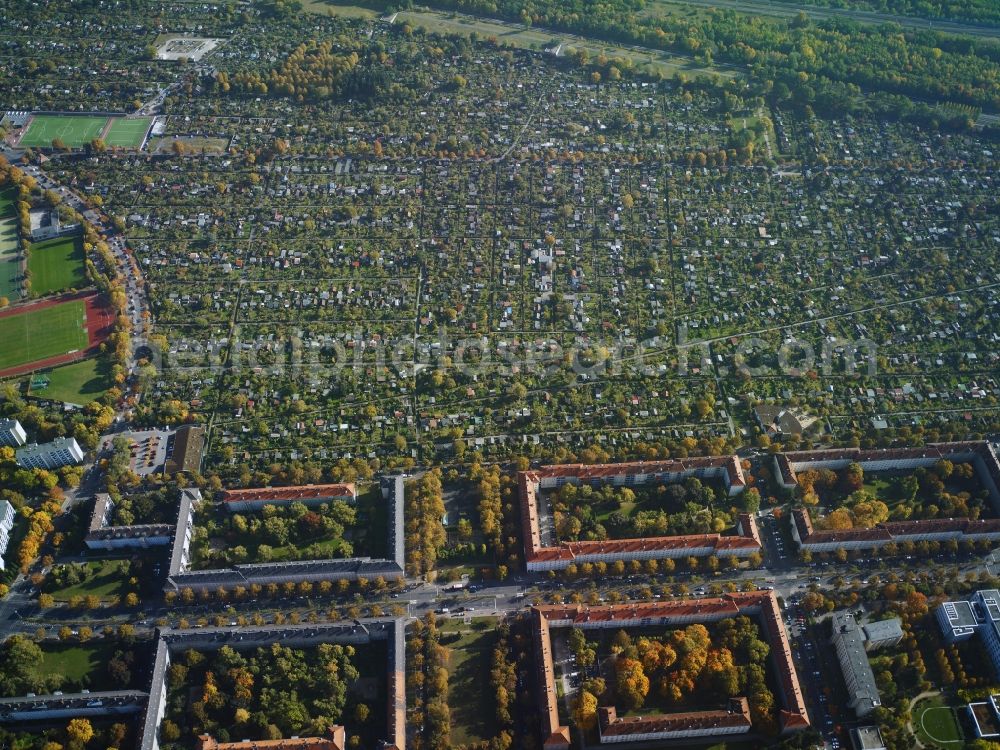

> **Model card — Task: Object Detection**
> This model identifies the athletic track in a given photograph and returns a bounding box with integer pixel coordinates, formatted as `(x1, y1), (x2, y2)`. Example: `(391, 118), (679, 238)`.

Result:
(0, 290), (116, 378)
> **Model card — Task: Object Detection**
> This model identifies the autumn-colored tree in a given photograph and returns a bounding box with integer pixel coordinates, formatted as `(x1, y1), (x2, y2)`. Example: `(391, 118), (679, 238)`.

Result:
(615, 657), (649, 710)
(572, 690), (599, 730)
(66, 718), (94, 749)
(841, 462), (864, 492)
(826, 508), (854, 530)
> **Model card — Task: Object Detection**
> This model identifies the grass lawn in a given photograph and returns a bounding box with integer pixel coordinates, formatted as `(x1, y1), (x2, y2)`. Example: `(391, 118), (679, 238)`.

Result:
(914, 695), (964, 747)
(357, 484), (388, 559)
(0, 187), (20, 300)
(301, 0), (379, 17)
(19, 115), (109, 148)
(29, 356), (110, 405)
(104, 117), (152, 148)
(266, 535), (347, 562)
(816, 467), (989, 519)
(37, 643), (117, 688)
(27, 234), (87, 296)
(0, 221), (19, 301)
(0, 299), (89, 371)
(441, 618), (500, 746)
(148, 135), (229, 155)
(47, 559), (128, 602)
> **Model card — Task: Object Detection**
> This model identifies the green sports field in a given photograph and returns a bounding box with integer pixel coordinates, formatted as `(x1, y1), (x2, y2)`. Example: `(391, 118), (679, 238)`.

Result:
(28, 357), (110, 405)
(27, 235), (87, 296)
(19, 115), (108, 148)
(0, 300), (89, 371)
(0, 189), (19, 299)
(104, 117), (152, 148)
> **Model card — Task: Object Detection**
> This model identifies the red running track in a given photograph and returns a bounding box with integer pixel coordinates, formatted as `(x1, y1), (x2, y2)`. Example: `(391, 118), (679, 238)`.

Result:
(0, 290), (116, 379)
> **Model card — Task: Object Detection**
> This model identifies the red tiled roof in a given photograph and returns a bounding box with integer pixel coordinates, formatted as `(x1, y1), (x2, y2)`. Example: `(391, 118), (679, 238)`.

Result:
(532, 593), (810, 736)
(532, 609), (570, 749)
(774, 453), (796, 485)
(738, 513), (763, 548)
(197, 728), (344, 750)
(536, 455), (746, 487)
(785, 442), (1000, 547)
(519, 457), (758, 565)
(599, 698), (751, 737)
(795, 507), (1000, 544)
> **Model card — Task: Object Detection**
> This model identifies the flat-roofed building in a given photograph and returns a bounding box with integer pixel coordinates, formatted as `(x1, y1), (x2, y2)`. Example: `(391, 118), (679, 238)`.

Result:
(974, 589), (1000, 680)
(937, 599), (980, 643)
(968, 697), (1000, 739)
(16, 436), (84, 469)
(862, 618), (904, 650)
(0, 499), (16, 571)
(936, 590), (1000, 680)
(0, 418), (27, 447)
(850, 726), (887, 750)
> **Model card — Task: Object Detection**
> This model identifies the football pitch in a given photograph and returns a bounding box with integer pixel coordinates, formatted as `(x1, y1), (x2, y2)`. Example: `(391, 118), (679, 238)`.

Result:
(0, 300), (89, 371)
(27, 235), (87, 296)
(104, 117), (153, 148)
(19, 115), (108, 148)
(18, 115), (152, 149)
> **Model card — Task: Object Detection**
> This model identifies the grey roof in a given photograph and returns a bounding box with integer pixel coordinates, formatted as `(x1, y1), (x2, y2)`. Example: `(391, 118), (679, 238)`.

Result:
(851, 726), (886, 750)
(862, 618), (904, 644)
(139, 637), (170, 750)
(382, 474), (406, 569)
(0, 690), (148, 706)
(167, 488), (201, 576)
(980, 589), (1000, 622)
(940, 599), (978, 630)
(831, 611), (881, 714)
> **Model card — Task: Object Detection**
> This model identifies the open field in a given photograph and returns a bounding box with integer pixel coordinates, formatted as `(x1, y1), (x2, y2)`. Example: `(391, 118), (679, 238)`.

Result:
(0, 189), (19, 300)
(18, 115), (108, 148)
(46, 559), (129, 602)
(300, 0), (378, 17)
(914, 694), (964, 747)
(147, 135), (229, 154)
(27, 234), (86, 296)
(29, 356), (111, 405)
(0, 299), (88, 371)
(37, 643), (117, 687)
(104, 117), (153, 148)
(394, 8), (735, 79)
(312, 2), (736, 79)
(440, 618), (499, 746)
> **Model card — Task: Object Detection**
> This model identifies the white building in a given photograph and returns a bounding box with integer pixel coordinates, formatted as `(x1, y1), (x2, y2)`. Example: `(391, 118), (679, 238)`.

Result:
(0, 499), (17, 570)
(16, 436), (84, 470)
(0, 418), (27, 447)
